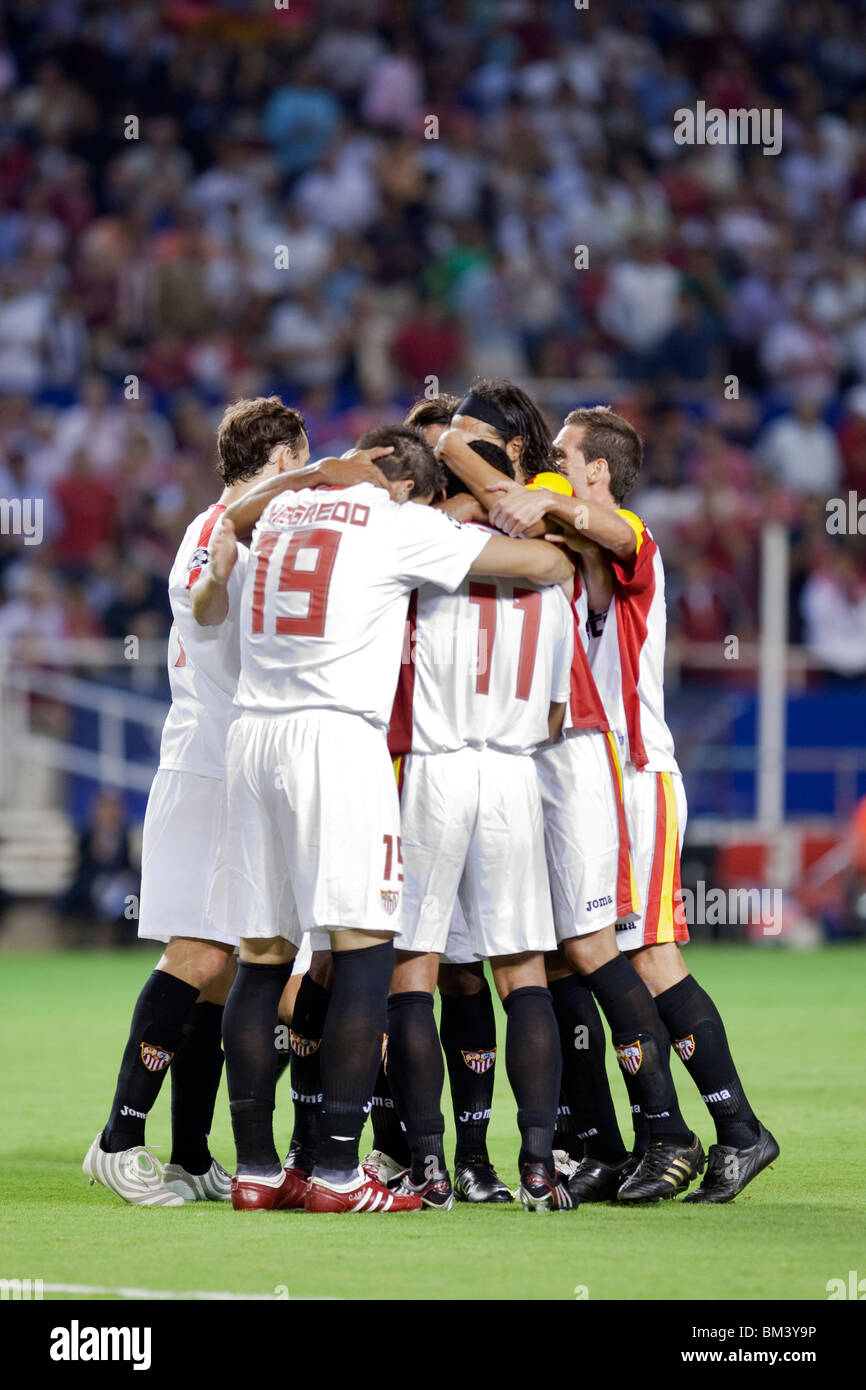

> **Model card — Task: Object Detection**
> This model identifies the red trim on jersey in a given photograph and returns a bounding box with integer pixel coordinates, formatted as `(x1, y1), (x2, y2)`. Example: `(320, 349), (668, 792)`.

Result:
(568, 574), (609, 732)
(186, 503), (227, 590)
(610, 528), (657, 770)
(387, 589), (418, 758)
(603, 735), (636, 920)
(643, 773), (668, 945)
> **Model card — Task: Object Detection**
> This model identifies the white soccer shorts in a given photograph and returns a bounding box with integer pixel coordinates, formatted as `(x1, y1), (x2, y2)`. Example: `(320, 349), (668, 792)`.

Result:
(395, 746), (556, 960)
(534, 728), (639, 941)
(614, 762), (689, 952)
(441, 900), (478, 965)
(214, 708), (403, 943)
(137, 768), (238, 945)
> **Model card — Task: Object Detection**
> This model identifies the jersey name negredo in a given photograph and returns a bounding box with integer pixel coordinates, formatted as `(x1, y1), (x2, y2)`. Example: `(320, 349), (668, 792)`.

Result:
(234, 483), (489, 728)
(390, 529), (573, 756)
(158, 504), (250, 778)
(586, 510), (677, 772)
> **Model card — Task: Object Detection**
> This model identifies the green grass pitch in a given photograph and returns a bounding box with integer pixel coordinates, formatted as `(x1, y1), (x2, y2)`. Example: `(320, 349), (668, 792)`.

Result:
(1, 944), (863, 1302)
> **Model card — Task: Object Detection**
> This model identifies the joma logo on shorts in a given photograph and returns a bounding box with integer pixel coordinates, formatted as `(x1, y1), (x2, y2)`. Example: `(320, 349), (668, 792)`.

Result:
(586, 895), (612, 912)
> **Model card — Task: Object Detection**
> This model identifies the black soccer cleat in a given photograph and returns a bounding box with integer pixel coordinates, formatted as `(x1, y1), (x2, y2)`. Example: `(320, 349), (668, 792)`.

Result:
(393, 1169), (454, 1210)
(518, 1162), (575, 1211)
(616, 1132), (705, 1203)
(567, 1154), (636, 1204)
(453, 1160), (513, 1204)
(682, 1124), (779, 1204)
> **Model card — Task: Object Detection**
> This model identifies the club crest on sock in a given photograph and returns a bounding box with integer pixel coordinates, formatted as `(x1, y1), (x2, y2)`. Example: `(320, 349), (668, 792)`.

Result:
(140, 1043), (174, 1072)
(615, 1040), (643, 1076)
(673, 1034), (695, 1062)
(289, 1031), (321, 1058)
(461, 1048), (496, 1075)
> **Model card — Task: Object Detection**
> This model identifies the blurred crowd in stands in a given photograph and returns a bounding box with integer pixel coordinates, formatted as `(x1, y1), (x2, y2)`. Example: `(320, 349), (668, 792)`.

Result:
(1, 0), (866, 681)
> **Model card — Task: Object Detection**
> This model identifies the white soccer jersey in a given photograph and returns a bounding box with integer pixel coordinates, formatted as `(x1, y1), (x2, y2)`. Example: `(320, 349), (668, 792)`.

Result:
(158, 505), (250, 778)
(389, 541), (573, 756)
(585, 510), (677, 772)
(234, 484), (489, 726)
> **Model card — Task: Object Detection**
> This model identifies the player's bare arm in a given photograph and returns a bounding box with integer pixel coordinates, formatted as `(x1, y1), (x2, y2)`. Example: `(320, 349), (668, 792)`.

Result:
(223, 448), (394, 540)
(469, 533), (574, 586)
(434, 428), (537, 516)
(546, 700), (567, 745)
(190, 517), (238, 627)
(436, 491), (488, 524)
(490, 484), (636, 558)
(544, 526), (613, 612)
(577, 543), (615, 613)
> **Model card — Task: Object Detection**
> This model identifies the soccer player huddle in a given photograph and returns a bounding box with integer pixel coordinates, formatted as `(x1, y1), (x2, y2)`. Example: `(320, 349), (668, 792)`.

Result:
(84, 381), (778, 1215)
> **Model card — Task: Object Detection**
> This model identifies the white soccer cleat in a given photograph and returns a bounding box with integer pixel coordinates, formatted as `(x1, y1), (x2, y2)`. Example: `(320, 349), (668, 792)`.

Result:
(82, 1132), (184, 1207)
(162, 1158), (233, 1202)
(361, 1149), (408, 1188)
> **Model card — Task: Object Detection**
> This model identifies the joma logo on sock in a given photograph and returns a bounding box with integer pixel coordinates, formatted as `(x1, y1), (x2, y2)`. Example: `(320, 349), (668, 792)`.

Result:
(701, 1089), (732, 1104)
(120, 1105), (146, 1119)
(50, 1322), (152, 1371)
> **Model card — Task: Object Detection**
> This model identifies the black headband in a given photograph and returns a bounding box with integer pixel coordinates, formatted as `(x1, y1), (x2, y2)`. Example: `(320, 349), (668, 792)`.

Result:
(455, 392), (511, 437)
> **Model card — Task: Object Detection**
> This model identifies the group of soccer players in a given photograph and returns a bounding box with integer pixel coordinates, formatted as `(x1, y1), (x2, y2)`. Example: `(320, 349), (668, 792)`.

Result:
(84, 379), (779, 1214)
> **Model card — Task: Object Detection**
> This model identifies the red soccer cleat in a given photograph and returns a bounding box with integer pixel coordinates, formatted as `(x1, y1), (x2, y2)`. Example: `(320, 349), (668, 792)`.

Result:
(231, 1168), (309, 1211)
(304, 1171), (423, 1213)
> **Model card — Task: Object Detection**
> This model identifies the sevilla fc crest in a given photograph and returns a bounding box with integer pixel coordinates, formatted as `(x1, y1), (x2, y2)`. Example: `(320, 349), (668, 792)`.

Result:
(290, 1031), (321, 1058)
(140, 1043), (174, 1072)
(462, 1049), (496, 1075)
(673, 1034), (695, 1063)
(615, 1040), (643, 1076)
(380, 890), (400, 915)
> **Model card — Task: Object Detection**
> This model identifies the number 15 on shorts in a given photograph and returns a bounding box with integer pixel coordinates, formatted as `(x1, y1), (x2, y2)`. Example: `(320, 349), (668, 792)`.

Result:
(381, 834), (402, 917)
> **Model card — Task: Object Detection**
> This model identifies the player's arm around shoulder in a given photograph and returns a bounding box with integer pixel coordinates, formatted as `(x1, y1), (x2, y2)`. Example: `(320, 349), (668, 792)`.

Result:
(548, 497), (638, 560)
(468, 531), (574, 586)
(190, 516), (238, 627)
(223, 450), (392, 540)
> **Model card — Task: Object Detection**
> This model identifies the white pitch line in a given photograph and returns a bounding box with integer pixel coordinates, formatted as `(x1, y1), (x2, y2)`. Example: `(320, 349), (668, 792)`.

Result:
(41, 1283), (339, 1302)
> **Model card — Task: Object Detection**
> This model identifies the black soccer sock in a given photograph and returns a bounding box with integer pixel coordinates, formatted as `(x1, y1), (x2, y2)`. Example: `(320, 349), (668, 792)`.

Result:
(169, 1002), (224, 1175)
(502, 986), (561, 1173)
(582, 955), (691, 1146)
(554, 1092), (584, 1159)
(316, 941), (394, 1178)
(549, 973), (628, 1164)
(439, 982), (497, 1163)
(286, 972), (331, 1174)
(102, 970), (199, 1153)
(222, 959), (292, 1178)
(387, 991), (446, 1182)
(655, 974), (761, 1148)
(369, 1057), (412, 1167)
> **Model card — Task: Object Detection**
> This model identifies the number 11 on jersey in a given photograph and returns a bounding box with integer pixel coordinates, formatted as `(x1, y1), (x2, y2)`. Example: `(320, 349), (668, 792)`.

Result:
(468, 583), (541, 700)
